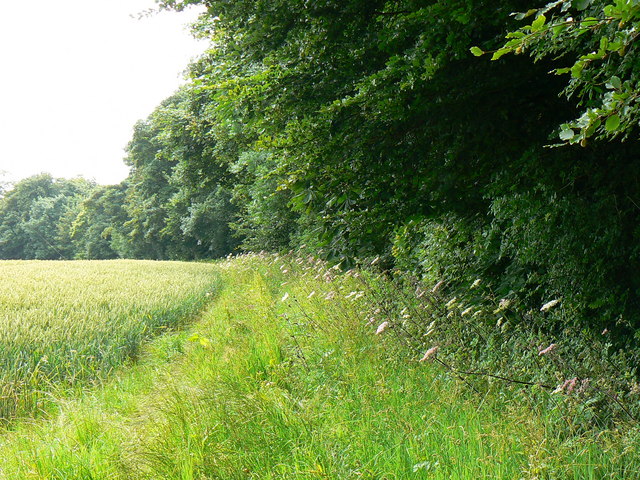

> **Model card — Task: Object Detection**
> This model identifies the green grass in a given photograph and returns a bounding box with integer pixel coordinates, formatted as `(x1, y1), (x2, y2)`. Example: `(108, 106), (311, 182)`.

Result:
(0, 254), (637, 479)
(0, 259), (219, 421)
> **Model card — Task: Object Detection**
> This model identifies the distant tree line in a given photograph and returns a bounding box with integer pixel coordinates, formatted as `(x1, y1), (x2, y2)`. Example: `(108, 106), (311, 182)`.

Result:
(3, 0), (640, 344)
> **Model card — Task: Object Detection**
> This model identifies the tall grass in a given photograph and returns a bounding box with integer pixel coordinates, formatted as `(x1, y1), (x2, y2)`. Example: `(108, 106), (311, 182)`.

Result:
(0, 254), (637, 479)
(0, 259), (218, 421)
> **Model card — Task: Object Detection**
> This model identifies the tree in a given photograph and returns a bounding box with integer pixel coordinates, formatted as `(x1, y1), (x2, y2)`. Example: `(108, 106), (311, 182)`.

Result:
(476, 0), (640, 145)
(149, 0), (640, 338)
(0, 175), (95, 259)
(71, 183), (129, 259)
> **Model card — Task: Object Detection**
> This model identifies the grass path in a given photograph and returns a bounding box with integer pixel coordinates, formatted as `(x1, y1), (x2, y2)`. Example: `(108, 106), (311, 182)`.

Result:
(0, 255), (637, 479)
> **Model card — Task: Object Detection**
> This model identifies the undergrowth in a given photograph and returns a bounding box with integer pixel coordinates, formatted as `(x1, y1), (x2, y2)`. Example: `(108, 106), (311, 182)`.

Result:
(0, 253), (637, 479)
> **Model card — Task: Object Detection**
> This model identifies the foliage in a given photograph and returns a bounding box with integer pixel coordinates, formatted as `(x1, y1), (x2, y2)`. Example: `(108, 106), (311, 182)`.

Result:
(0, 175), (95, 260)
(151, 0), (640, 345)
(122, 90), (240, 260)
(71, 184), (129, 259)
(476, 0), (640, 145)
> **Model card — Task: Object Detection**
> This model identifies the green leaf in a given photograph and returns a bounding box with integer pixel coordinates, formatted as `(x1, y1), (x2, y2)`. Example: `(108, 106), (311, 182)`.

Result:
(559, 127), (575, 141)
(470, 46), (484, 57)
(491, 48), (511, 61)
(531, 14), (546, 32)
(571, 62), (584, 78)
(606, 76), (622, 90)
(514, 9), (538, 21)
(605, 114), (621, 132)
(580, 17), (599, 29)
(572, 0), (592, 10)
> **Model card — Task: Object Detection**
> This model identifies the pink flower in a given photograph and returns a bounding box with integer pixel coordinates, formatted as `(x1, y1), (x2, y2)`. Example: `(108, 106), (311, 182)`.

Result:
(419, 346), (439, 362)
(538, 343), (557, 356)
(431, 280), (445, 294)
(553, 377), (578, 395)
(376, 321), (390, 335)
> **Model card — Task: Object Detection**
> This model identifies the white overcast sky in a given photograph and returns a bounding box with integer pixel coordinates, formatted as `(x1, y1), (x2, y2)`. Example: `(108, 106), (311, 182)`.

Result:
(0, 0), (207, 186)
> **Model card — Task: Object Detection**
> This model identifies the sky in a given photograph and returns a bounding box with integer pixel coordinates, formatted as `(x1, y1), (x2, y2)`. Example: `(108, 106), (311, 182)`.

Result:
(0, 0), (207, 186)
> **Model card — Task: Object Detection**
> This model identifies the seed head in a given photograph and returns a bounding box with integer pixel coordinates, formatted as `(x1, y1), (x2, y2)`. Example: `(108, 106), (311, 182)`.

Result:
(538, 343), (557, 356)
(540, 299), (561, 312)
(419, 346), (439, 362)
(431, 280), (445, 294)
(376, 321), (390, 335)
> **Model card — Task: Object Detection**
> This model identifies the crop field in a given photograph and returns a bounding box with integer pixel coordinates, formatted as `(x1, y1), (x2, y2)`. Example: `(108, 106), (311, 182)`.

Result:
(0, 259), (218, 421)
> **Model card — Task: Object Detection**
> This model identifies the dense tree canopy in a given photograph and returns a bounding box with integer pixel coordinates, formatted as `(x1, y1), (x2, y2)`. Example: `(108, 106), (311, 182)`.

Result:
(2, 0), (640, 344)
(0, 175), (95, 260)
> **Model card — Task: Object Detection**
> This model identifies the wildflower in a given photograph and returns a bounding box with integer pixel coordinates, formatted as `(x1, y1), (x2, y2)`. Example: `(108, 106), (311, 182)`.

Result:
(281, 293), (289, 302)
(371, 256), (380, 265)
(538, 343), (557, 356)
(461, 306), (474, 316)
(602, 328), (609, 335)
(307, 291), (316, 299)
(423, 320), (436, 334)
(325, 291), (336, 300)
(419, 346), (439, 362)
(553, 377), (578, 395)
(367, 317), (376, 325)
(471, 278), (481, 289)
(577, 378), (590, 394)
(493, 298), (511, 314)
(432, 280), (445, 294)
(540, 299), (561, 312)
(376, 321), (390, 335)
(445, 297), (458, 309)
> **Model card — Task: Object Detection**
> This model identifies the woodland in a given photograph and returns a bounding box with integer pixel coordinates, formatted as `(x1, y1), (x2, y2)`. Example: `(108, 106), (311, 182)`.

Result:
(2, 0), (640, 376)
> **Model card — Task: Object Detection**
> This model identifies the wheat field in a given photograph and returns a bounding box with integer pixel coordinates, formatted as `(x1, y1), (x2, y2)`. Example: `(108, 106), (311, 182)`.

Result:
(0, 259), (218, 422)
